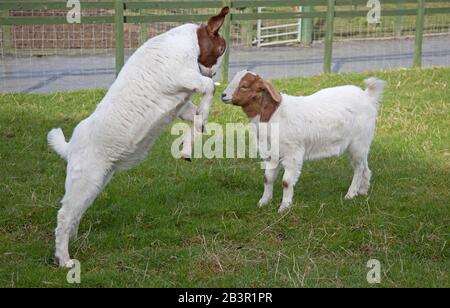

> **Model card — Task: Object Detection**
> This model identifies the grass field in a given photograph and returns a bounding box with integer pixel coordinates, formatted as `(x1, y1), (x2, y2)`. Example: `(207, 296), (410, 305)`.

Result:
(0, 68), (449, 288)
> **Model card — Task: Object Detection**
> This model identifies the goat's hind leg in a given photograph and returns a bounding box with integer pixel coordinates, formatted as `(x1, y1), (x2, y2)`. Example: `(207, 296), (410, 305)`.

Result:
(69, 170), (114, 241)
(358, 160), (371, 196)
(56, 165), (110, 268)
(346, 144), (369, 199)
(279, 154), (304, 213)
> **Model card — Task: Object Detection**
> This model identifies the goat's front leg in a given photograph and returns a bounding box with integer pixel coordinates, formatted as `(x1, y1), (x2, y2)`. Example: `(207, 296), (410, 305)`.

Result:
(178, 99), (197, 123)
(258, 161), (280, 207)
(179, 71), (215, 133)
(178, 100), (198, 161)
(279, 154), (304, 214)
(195, 78), (215, 133)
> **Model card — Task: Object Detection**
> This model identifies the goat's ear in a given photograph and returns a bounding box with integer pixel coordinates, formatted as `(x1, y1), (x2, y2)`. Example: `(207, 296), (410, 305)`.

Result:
(262, 79), (282, 104)
(207, 6), (230, 36)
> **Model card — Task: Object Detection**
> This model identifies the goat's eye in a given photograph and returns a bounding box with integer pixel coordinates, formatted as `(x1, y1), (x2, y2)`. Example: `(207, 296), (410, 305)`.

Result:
(240, 87), (249, 91)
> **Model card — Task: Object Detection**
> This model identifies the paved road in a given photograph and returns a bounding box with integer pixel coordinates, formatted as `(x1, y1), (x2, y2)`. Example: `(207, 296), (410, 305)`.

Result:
(1, 35), (449, 93)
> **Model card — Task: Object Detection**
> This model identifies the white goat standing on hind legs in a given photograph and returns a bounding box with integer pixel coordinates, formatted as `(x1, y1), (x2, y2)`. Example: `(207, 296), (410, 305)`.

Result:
(47, 7), (230, 268)
(221, 71), (386, 214)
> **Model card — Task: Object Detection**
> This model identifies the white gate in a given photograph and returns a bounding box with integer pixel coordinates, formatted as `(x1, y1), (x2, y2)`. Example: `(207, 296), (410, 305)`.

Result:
(256, 7), (302, 47)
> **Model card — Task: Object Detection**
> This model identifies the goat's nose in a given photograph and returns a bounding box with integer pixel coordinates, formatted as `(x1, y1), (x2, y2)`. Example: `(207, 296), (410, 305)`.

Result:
(221, 93), (226, 99)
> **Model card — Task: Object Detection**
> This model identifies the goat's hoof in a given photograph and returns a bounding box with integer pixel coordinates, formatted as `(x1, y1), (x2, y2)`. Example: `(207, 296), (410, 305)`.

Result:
(278, 203), (292, 214)
(344, 192), (356, 200)
(63, 259), (76, 269)
(181, 156), (192, 162)
(358, 187), (370, 196)
(55, 256), (74, 268)
(258, 198), (271, 208)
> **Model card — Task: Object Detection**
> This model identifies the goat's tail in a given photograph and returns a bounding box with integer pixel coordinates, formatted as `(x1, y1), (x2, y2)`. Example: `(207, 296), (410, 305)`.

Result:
(364, 77), (386, 106)
(47, 128), (69, 161)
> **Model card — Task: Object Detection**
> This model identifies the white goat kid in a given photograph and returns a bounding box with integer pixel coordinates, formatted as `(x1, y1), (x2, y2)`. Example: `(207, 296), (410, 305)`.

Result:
(47, 7), (230, 268)
(222, 71), (386, 213)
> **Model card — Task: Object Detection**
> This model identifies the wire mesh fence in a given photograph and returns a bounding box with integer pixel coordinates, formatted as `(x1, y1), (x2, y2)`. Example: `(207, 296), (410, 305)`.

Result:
(0, 7), (116, 92)
(422, 13), (450, 67)
(0, 1), (449, 93)
(331, 2), (450, 72)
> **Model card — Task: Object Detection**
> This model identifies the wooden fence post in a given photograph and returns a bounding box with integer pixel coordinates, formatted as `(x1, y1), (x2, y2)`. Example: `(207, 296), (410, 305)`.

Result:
(139, 9), (147, 46)
(221, 0), (231, 83)
(240, 7), (252, 47)
(115, 0), (125, 76)
(301, 5), (313, 45)
(414, 0), (426, 67)
(394, 3), (403, 37)
(324, 0), (335, 73)
(2, 9), (12, 54)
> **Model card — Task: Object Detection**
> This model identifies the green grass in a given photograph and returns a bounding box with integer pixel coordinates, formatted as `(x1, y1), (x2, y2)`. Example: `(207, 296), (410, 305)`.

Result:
(0, 68), (449, 288)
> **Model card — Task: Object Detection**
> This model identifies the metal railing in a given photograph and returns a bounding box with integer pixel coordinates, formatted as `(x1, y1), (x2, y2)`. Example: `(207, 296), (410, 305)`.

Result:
(1, 0), (449, 82)
(256, 7), (302, 47)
